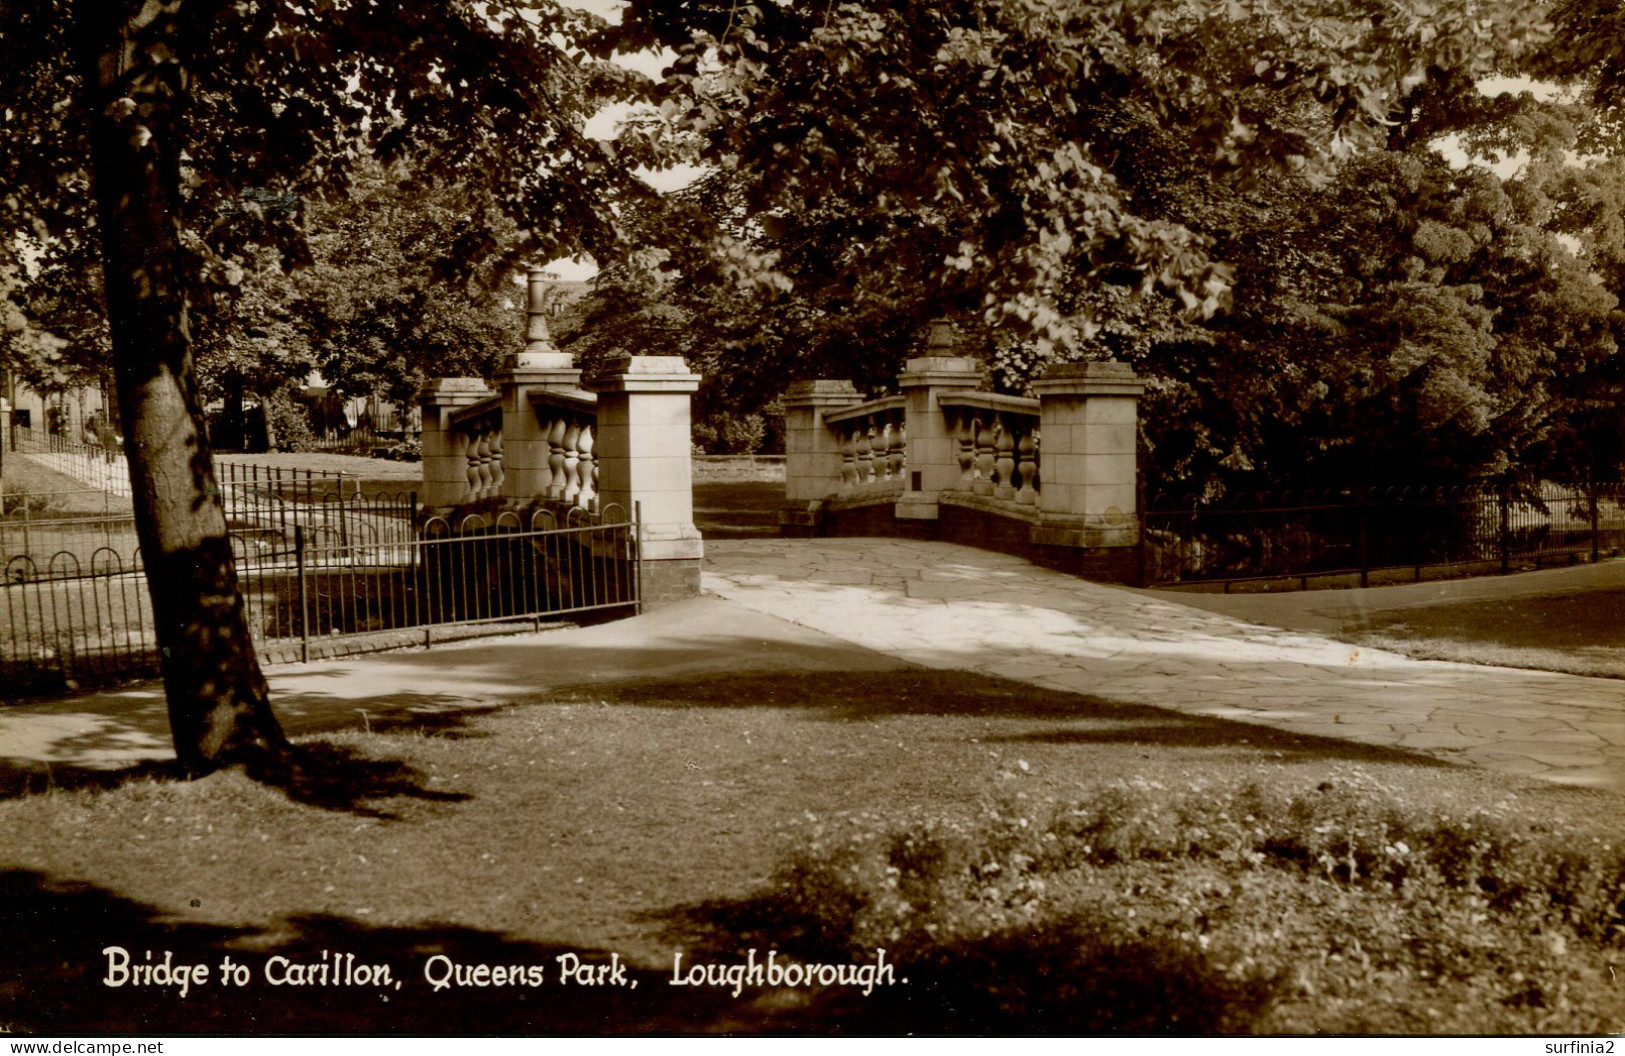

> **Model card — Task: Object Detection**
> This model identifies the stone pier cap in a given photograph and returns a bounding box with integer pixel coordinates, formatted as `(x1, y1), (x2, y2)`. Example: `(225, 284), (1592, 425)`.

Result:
(590, 355), (702, 393)
(1032, 359), (1145, 397)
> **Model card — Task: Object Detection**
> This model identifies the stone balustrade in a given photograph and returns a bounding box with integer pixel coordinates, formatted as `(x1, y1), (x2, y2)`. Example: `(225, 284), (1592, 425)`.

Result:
(417, 266), (705, 605)
(939, 392), (1041, 506)
(781, 322), (1145, 583)
(822, 395), (907, 495)
(447, 396), (506, 503)
(530, 391), (599, 511)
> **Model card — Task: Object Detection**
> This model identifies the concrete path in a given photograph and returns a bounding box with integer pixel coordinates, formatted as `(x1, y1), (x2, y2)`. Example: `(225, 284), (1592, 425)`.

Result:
(2, 537), (1620, 791)
(702, 539), (1625, 789)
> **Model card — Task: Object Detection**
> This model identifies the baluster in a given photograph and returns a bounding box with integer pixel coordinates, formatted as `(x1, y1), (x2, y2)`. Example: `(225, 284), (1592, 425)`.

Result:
(488, 423), (505, 497)
(973, 418), (996, 496)
(479, 427), (496, 499)
(888, 419), (906, 480)
(562, 419), (582, 503)
(954, 411), (976, 490)
(576, 419), (597, 511)
(854, 422), (874, 485)
(546, 414), (568, 500)
(839, 426), (857, 490)
(1016, 427), (1038, 505)
(465, 430), (482, 500)
(452, 430), (473, 503)
(994, 419), (1016, 500)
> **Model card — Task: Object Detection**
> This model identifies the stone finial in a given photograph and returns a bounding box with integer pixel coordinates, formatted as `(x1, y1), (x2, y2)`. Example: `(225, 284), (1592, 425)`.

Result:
(927, 318), (956, 352)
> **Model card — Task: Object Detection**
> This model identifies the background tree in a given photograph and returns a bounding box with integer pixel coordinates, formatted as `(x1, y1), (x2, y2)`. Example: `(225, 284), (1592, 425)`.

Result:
(576, 0), (1625, 495)
(0, 0), (654, 774)
(294, 166), (527, 408)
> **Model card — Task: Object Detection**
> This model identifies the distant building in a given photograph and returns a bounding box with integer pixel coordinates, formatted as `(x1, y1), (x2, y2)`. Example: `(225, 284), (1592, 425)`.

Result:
(3, 375), (110, 443)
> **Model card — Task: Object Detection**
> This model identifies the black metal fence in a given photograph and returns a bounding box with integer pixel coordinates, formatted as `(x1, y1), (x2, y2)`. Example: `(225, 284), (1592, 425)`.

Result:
(1, 504), (639, 698)
(1144, 483), (1625, 589)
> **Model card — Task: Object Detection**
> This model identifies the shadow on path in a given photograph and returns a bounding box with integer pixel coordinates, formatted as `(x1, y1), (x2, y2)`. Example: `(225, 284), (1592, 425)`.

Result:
(584, 670), (1454, 770)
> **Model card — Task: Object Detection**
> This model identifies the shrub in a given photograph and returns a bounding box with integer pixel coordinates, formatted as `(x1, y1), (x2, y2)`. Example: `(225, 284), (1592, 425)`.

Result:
(693, 412), (766, 455)
(378, 437), (422, 462)
(0, 485), (62, 519)
(264, 390), (318, 452)
(750, 771), (1625, 1033)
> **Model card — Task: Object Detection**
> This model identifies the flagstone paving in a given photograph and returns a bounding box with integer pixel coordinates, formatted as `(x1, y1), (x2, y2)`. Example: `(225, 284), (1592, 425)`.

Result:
(702, 538), (1625, 790)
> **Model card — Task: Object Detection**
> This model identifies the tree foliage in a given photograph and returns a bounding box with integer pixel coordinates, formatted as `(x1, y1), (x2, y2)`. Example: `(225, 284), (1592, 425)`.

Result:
(0, 0), (653, 773)
(594, 0), (1549, 348)
(572, 0), (1625, 494)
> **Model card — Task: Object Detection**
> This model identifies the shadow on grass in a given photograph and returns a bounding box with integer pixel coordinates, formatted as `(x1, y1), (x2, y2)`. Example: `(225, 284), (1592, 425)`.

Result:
(0, 868), (740, 1035)
(645, 891), (1278, 1034)
(241, 741), (471, 818)
(0, 739), (470, 819)
(987, 720), (1451, 766)
(1, 864), (1276, 1035)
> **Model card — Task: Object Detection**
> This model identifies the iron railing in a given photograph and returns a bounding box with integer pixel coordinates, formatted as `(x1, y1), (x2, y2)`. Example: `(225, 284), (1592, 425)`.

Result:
(1144, 483), (1625, 589)
(1, 503), (639, 697)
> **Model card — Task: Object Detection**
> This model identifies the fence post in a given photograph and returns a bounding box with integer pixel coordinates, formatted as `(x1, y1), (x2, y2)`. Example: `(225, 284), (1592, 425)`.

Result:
(1499, 486), (1511, 575)
(295, 524), (309, 664)
(1591, 485), (1601, 563)
(422, 531), (434, 651)
(1357, 487), (1369, 588)
(1136, 474), (1150, 587)
(633, 500), (644, 615)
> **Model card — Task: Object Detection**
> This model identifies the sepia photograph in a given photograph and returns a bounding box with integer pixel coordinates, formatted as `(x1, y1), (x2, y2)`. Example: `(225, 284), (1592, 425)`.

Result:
(0, 0), (1622, 1039)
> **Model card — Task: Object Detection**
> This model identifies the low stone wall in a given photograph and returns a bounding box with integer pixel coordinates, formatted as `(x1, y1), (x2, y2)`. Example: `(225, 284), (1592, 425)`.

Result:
(809, 494), (1143, 585)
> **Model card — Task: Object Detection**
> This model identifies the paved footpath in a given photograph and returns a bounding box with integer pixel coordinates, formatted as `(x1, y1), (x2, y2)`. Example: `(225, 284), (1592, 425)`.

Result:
(703, 539), (1625, 789)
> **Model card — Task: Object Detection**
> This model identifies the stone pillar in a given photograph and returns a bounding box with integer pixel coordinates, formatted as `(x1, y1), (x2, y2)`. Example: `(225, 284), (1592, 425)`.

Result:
(895, 320), (982, 521)
(1030, 361), (1143, 553)
(779, 379), (862, 534)
(589, 355), (704, 605)
(497, 267), (584, 500)
(418, 378), (495, 509)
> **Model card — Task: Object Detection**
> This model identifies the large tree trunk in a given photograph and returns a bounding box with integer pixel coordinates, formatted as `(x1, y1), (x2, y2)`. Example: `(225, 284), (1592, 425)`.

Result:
(75, 0), (288, 774)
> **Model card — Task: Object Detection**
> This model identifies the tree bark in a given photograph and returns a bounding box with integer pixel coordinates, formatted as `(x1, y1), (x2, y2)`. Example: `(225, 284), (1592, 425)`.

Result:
(75, 0), (288, 774)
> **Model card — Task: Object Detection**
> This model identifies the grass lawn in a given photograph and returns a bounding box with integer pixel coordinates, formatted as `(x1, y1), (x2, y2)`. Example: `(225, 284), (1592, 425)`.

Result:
(216, 451), (425, 482)
(1, 668), (1620, 1035)
(1349, 590), (1625, 679)
(1, 456), (131, 515)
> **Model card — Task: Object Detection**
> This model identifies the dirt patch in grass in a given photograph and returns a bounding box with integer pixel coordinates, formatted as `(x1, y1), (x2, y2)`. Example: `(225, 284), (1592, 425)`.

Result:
(1348, 590), (1625, 679)
(1, 668), (1619, 1034)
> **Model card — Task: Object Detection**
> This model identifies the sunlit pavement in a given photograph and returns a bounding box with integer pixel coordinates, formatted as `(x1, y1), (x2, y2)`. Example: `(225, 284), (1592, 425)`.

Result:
(2, 538), (1619, 791)
(703, 539), (1624, 790)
